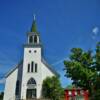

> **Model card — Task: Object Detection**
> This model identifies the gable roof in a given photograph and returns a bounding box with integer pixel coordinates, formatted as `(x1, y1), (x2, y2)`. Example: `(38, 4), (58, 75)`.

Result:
(5, 58), (59, 78)
(5, 60), (23, 78)
(41, 58), (60, 77)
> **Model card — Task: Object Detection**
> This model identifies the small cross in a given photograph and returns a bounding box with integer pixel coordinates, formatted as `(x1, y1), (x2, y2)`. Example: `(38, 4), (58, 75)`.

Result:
(33, 14), (36, 21)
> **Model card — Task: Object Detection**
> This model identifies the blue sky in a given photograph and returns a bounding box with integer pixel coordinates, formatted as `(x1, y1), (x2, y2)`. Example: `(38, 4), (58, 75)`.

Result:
(0, 0), (100, 92)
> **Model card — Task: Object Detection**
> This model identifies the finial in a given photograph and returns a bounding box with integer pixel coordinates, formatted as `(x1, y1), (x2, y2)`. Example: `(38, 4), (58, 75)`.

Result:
(33, 14), (36, 21)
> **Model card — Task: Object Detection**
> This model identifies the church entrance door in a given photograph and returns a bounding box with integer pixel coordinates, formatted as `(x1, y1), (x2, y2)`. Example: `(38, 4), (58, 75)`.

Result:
(26, 89), (36, 99)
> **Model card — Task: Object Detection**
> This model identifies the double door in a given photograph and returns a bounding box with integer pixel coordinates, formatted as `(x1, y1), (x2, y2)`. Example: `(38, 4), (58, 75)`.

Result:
(26, 89), (36, 99)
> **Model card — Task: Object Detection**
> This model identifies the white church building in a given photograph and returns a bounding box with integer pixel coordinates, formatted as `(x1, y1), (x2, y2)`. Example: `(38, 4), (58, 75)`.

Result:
(4, 18), (58, 100)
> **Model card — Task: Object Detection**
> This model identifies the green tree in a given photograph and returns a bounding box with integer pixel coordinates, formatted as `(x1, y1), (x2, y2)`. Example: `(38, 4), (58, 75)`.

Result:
(0, 92), (4, 100)
(64, 42), (100, 100)
(42, 76), (64, 100)
(92, 42), (100, 99)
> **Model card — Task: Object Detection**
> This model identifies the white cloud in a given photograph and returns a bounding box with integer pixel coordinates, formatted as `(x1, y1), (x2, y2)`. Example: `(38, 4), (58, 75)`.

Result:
(91, 27), (99, 40)
(92, 27), (99, 35)
(0, 78), (5, 84)
(51, 57), (68, 66)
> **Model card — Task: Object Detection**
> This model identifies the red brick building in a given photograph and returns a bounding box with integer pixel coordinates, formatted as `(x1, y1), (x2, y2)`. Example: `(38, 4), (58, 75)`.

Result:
(65, 88), (89, 100)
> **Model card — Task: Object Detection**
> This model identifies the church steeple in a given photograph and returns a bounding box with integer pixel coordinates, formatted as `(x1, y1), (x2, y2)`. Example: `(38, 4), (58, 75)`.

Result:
(30, 15), (38, 33)
(27, 16), (41, 45)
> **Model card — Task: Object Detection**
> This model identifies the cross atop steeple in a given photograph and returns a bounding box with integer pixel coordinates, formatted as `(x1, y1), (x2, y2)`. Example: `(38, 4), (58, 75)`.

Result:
(27, 15), (41, 45)
(33, 14), (36, 21)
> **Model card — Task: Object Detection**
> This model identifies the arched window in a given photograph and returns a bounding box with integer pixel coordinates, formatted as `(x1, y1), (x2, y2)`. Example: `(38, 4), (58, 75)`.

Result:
(31, 62), (34, 72)
(34, 35), (38, 43)
(35, 63), (37, 72)
(27, 78), (36, 85)
(29, 36), (33, 43)
(28, 64), (30, 72)
(27, 78), (37, 98)
(15, 80), (20, 95)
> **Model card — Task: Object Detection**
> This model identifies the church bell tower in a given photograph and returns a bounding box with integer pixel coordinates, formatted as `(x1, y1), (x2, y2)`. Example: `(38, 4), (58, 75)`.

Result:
(27, 16), (41, 46)
(21, 16), (43, 99)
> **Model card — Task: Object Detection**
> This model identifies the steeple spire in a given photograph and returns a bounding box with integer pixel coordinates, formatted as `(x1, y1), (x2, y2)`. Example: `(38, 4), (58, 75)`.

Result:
(31, 14), (38, 33)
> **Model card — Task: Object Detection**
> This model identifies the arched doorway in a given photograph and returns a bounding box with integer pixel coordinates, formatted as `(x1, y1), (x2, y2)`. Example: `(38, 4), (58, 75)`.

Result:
(26, 78), (37, 99)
